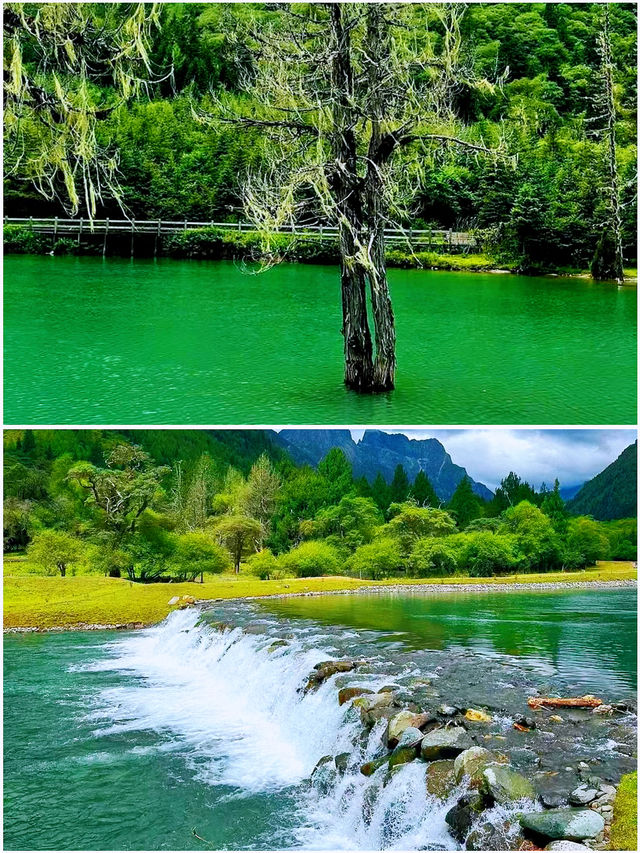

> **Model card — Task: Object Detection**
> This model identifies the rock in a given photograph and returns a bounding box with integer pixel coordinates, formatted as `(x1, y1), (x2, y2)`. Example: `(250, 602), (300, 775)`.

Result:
(310, 755), (337, 794)
(177, 595), (196, 608)
(569, 785), (598, 805)
(268, 640), (288, 653)
(420, 727), (473, 761)
(550, 715), (564, 723)
(306, 659), (362, 691)
(335, 752), (350, 775)
(481, 765), (536, 803)
(439, 704), (458, 717)
(592, 705), (613, 715)
(426, 759), (456, 799)
(445, 792), (485, 841)
(355, 691), (396, 726)
(509, 747), (541, 771)
(466, 816), (525, 851)
(360, 756), (388, 777)
(338, 686), (373, 706)
(388, 746), (418, 770)
(168, 596), (180, 606)
(395, 726), (424, 749)
(541, 793), (567, 809)
(514, 714), (537, 730)
(465, 708), (492, 723)
(577, 762), (589, 771)
(385, 711), (434, 747)
(544, 842), (591, 851)
(591, 785), (616, 807)
(454, 747), (498, 786)
(519, 809), (605, 841)
(378, 684), (399, 693)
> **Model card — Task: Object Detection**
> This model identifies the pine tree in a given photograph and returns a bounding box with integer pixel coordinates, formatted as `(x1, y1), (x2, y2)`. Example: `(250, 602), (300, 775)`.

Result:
(390, 464), (410, 504)
(411, 470), (439, 507)
(448, 476), (482, 529)
(371, 472), (391, 513)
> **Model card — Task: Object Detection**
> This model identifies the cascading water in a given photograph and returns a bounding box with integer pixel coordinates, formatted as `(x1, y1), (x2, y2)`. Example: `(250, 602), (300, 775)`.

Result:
(80, 608), (468, 849)
(65, 596), (636, 851)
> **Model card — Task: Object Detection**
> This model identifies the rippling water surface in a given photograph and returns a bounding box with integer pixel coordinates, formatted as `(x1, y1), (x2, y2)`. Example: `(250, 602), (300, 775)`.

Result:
(4, 588), (636, 850)
(4, 256), (637, 423)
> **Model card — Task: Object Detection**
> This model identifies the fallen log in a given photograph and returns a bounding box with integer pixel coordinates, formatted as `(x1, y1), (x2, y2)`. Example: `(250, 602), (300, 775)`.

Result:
(527, 695), (603, 710)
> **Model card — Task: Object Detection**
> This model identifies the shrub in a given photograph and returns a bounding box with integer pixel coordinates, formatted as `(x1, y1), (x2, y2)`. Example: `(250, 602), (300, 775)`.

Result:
(458, 531), (516, 577)
(27, 530), (86, 577)
(246, 548), (280, 580)
(410, 538), (458, 577)
(4, 225), (50, 254)
(282, 540), (340, 577)
(347, 537), (405, 580)
(172, 532), (231, 581)
(563, 517), (611, 569)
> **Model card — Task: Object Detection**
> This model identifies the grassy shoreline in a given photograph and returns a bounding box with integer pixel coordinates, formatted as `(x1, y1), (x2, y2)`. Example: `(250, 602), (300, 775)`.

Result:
(3, 562), (636, 631)
(4, 224), (637, 280)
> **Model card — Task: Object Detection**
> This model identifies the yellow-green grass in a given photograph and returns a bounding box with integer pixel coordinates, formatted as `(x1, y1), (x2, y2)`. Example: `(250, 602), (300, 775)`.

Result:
(610, 772), (637, 851)
(3, 561), (635, 630)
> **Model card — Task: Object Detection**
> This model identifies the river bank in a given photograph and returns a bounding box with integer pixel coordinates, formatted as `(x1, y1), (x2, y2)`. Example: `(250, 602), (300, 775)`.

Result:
(4, 224), (637, 280)
(3, 562), (636, 631)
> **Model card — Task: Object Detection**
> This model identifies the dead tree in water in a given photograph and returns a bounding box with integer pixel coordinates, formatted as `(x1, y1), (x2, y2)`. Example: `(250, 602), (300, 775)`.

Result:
(591, 5), (625, 283)
(210, 4), (502, 393)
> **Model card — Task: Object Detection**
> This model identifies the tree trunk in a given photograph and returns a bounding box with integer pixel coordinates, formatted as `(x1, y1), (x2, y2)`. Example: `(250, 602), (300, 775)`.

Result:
(591, 7), (624, 282)
(339, 223), (375, 390)
(58, 563), (66, 577)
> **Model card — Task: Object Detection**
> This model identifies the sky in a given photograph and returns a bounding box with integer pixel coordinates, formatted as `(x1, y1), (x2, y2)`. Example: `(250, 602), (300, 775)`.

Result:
(349, 428), (636, 491)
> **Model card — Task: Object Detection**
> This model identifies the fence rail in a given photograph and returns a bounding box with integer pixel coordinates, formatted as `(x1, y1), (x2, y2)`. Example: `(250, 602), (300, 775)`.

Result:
(5, 216), (476, 248)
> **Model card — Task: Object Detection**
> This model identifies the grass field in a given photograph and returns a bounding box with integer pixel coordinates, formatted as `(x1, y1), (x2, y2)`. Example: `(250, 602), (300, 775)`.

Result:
(610, 772), (638, 851)
(3, 561), (636, 630)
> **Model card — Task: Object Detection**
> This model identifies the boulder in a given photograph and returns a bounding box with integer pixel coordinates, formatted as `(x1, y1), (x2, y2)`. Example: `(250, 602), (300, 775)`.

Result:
(310, 755), (337, 794)
(268, 640), (288, 653)
(420, 727), (473, 761)
(168, 596), (180, 606)
(388, 746), (418, 770)
(360, 756), (388, 777)
(481, 765), (536, 804)
(385, 711), (434, 747)
(466, 816), (525, 851)
(305, 659), (362, 691)
(385, 710), (419, 746)
(445, 791), (485, 841)
(426, 759), (456, 799)
(395, 726), (424, 750)
(439, 704), (458, 717)
(544, 843), (591, 852)
(454, 747), (498, 786)
(334, 752), (350, 775)
(519, 809), (605, 842)
(338, 686), (373, 706)
(355, 691), (396, 726)
(568, 785), (598, 805)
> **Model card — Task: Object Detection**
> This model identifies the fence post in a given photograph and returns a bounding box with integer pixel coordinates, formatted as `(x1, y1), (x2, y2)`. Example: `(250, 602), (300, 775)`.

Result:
(77, 217), (83, 247)
(103, 218), (109, 257)
(131, 218), (135, 258)
(52, 216), (58, 252)
(238, 220), (242, 232)
(448, 228), (452, 251)
(184, 218), (188, 231)
(154, 219), (161, 258)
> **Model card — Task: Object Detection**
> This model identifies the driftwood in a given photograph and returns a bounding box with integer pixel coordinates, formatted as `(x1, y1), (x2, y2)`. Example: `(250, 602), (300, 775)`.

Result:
(527, 695), (603, 710)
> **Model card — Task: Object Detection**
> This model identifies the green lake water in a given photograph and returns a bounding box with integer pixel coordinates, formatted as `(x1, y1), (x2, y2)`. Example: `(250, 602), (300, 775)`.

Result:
(3, 588), (636, 851)
(4, 256), (637, 424)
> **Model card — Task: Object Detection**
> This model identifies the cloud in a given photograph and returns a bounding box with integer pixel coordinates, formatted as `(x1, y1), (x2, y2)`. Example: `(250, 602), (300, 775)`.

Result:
(354, 428), (636, 491)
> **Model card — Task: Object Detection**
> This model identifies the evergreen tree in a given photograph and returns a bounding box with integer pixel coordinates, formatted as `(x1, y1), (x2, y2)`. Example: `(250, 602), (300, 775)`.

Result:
(21, 429), (36, 457)
(541, 478), (568, 535)
(411, 470), (439, 507)
(390, 464), (410, 504)
(318, 448), (353, 504)
(447, 476), (482, 529)
(371, 472), (391, 513)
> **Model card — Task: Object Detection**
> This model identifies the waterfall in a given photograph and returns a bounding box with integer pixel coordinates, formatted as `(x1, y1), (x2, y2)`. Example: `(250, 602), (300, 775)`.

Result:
(80, 608), (466, 850)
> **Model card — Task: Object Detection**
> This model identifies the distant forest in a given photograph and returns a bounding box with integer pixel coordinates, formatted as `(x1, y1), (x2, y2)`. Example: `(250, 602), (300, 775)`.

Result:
(4, 3), (637, 271)
(3, 430), (636, 583)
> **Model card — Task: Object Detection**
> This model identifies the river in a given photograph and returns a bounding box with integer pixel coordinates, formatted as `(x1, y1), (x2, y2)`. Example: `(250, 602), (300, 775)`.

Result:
(3, 587), (636, 850)
(4, 257), (636, 424)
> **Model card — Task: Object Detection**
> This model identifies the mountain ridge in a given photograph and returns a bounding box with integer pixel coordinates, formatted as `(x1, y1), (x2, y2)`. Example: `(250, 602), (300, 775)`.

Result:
(273, 429), (493, 502)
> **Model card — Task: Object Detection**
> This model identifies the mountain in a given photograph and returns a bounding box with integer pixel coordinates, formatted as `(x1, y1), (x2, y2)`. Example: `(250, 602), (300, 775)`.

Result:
(567, 442), (637, 520)
(273, 429), (493, 502)
(559, 484), (583, 502)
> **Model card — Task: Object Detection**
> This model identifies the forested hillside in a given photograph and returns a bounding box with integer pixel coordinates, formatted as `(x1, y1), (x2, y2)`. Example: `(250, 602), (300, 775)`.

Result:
(567, 441), (638, 520)
(4, 3), (637, 272)
(4, 429), (636, 583)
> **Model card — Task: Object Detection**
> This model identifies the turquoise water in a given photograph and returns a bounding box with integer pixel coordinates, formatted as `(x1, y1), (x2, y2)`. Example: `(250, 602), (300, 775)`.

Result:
(4, 256), (637, 424)
(3, 588), (636, 850)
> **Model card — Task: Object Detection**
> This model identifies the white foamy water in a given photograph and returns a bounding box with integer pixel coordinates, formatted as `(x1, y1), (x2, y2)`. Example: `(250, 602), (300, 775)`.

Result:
(78, 609), (472, 849)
